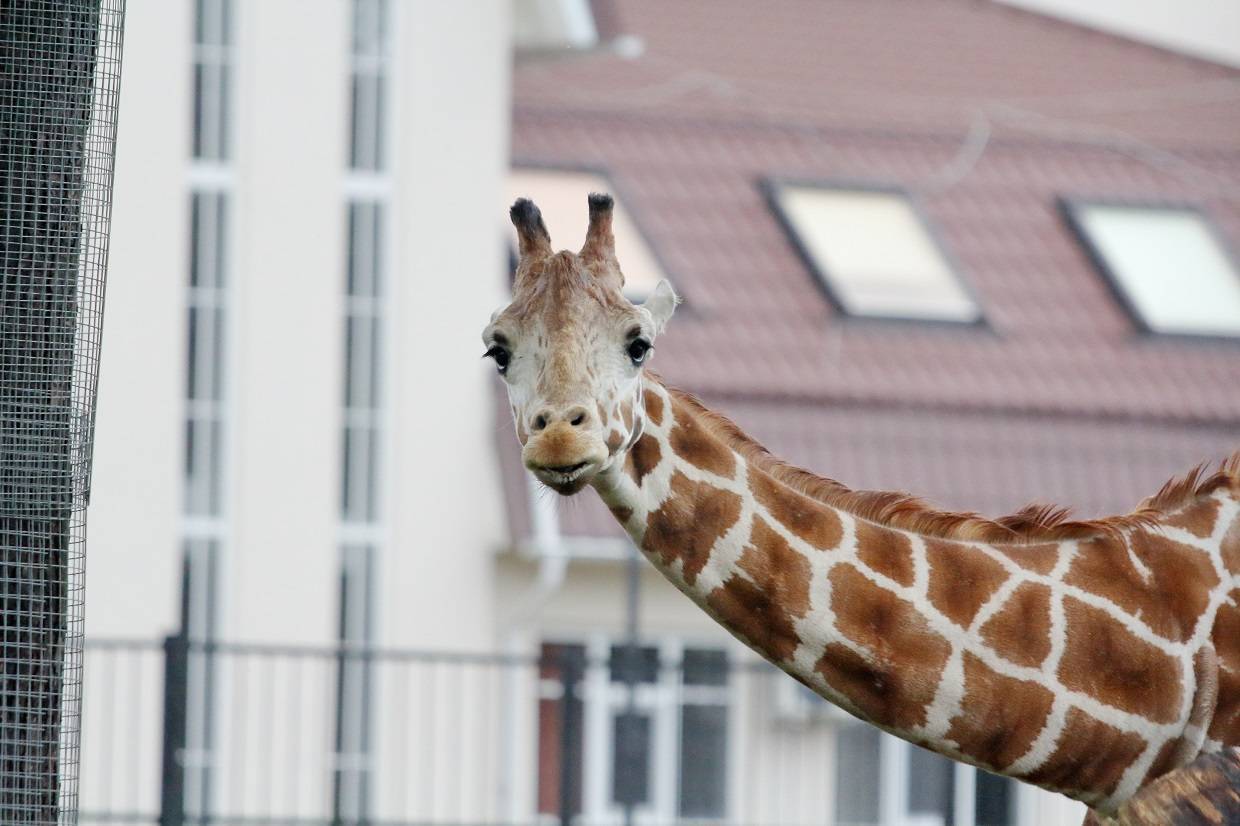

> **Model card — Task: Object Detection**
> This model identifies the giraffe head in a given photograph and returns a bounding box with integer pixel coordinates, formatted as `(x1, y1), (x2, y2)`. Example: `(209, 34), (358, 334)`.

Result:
(483, 194), (678, 495)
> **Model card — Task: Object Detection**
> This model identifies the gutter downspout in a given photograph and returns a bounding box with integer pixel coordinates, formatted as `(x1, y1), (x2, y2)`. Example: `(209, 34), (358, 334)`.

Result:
(500, 474), (568, 820)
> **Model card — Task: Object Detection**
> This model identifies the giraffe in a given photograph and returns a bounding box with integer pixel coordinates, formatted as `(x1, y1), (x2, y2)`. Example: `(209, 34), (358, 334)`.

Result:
(484, 194), (1240, 817)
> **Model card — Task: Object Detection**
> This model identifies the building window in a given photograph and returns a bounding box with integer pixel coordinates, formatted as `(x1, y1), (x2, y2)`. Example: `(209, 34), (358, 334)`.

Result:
(341, 201), (385, 524)
(182, 1), (235, 818)
(537, 637), (730, 821)
(192, 0), (232, 161)
(1063, 202), (1240, 338)
(835, 720), (1015, 826)
(349, 0), (388, 171)
(767, 183), (981, 323)
(507, 168), (666, 301)
(335, 2), (391, 820)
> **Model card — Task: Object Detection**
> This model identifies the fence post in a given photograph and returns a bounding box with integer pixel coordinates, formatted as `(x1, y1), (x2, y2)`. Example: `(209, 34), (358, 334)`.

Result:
(558, 647), (584, 826)
(159, 633), (189, 826)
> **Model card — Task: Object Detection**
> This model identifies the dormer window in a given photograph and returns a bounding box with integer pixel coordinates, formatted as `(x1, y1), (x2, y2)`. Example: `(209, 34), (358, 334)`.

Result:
(507, 168), (666, 301)
(767, 182), (981, 323)
(1063, 202), (1240, 338)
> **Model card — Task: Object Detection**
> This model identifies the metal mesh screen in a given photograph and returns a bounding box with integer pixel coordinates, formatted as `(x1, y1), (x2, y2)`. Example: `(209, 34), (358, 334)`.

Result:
(0, 1), (125, 823)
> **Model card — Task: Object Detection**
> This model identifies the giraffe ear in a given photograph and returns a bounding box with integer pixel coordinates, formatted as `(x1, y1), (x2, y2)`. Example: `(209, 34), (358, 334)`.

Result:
(641, 279), (679, 334)
(510, 198), (552, 260)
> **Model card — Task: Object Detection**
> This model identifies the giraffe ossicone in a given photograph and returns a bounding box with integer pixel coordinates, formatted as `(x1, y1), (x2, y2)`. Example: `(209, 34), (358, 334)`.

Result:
(484, 194), (1240, 815)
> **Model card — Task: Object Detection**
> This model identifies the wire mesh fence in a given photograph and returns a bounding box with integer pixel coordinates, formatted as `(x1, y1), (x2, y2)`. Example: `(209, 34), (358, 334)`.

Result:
(1, 1), (125, 822)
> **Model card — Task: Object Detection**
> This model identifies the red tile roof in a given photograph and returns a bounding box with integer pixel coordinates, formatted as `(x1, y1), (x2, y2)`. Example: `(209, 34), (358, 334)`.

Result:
(500, 0), (1240, 542)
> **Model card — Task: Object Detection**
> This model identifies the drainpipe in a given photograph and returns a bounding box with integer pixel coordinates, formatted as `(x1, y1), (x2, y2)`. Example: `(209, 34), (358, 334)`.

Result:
(500, 474), (568, 820)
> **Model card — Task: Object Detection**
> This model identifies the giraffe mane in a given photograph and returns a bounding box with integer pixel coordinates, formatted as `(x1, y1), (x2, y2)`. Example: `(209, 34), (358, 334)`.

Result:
(663, 384), (1240, 544)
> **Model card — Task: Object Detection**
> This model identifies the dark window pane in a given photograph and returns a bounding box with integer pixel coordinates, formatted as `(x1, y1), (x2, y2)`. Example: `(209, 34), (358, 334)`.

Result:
(609, 644), (658, 684)
(835, 724), (880, 825)
(537, 642), (585, 816)
(683, 648), (728, 686)
(612, 711), (651, 806)
(346, 203), (358, 295)
(373, 72), (386, 170)
(192, 64), (205, 158)
(215, 190), (229, 289)
(976, 769), (1013, 826)
(189, 193), (202, 287)
(539, 642), (586, 680)
(186, 307), (198, 399)
(679, 703), (727, 817)
(218, 62), (232, 161)
(344, 315), (357, 406)
(908, 746), (954, 820)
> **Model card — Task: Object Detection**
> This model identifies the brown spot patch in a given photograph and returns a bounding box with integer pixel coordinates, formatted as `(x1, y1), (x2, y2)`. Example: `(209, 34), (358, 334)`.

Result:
(946, 652), (1054, 771)
(926, 540), (1008, 628)
(1058, 597), (1181, 724)
(1069, 530), (1220, 643)
(625, 433), (661, 486)
(1223, 514), (1240, 577)
(854, 519), (914, 587)
(643, 471), (741, 587)
(737, 517), (812, 620)
(994, 542), (1060, 575)
(1210, 592), (1240, 746)
(1214, 593), (1240, 674)
(606, 430), (624, 454)
(644, 391), (663, 426)
(819, 564), (952, 730)
(1163, 497), (1222, 539)
(620, 400), (634, 431)
(1208, 666), (1240, 746)
(596, 401), (608, 427)
(707, 574), (801, 662)
(669, 412), (736, 478)
(751, 469), (843, 551)
(980, 583), (1052, 668)
(1024, 708), (1147, 797)
(609, 505), (633, 524)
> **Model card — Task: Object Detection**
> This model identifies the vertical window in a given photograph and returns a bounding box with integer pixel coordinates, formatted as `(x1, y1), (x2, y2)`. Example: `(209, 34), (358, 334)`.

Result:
(192, 0), (232, 161)
(349, 0), (388, 172)
(336, 2), (390, 821)
(182, 1), (234, 820)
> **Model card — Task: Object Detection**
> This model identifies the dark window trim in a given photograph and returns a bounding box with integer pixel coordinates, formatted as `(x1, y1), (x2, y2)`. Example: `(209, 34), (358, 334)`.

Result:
(507, 160), (685, 309)
(760, 176), (990, 332)
(1058, 196), (1240, 345)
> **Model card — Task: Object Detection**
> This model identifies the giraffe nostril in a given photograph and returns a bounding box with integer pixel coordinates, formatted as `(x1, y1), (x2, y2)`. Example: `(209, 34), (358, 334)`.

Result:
(533, 414), (548, 431)
(570, 411), (586, 427)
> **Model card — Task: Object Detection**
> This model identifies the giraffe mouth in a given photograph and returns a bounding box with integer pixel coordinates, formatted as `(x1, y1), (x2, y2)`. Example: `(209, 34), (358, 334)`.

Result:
(533, 461), (594, 493)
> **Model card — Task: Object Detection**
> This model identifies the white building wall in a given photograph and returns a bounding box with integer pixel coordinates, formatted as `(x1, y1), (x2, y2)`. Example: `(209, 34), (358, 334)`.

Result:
(225, 0), (347, 646)
(384, 0), (512, 651)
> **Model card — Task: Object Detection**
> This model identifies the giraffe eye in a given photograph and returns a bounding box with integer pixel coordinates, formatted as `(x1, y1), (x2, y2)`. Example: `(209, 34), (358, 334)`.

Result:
(627, 338), (652, 366)
(484, 345), (510, 374)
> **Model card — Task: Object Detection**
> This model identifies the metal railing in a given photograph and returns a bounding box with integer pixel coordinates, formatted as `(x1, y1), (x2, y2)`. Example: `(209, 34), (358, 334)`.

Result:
(77, 637), (1017, 826)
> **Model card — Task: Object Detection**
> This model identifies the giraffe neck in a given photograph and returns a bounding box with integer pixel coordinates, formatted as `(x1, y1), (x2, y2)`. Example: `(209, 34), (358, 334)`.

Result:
(589, 375), (1240, 814)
